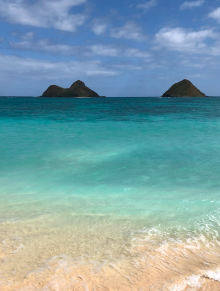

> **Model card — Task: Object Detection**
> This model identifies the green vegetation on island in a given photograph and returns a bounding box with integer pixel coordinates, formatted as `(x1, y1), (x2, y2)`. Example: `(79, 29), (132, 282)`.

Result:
(41, 80), (103, 98)
(162, 79), (207, 98)
(40, 78), (208, 98)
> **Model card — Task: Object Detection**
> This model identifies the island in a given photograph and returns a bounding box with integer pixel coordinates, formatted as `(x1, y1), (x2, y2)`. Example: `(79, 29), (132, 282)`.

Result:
(162, 79), (207, 97)
(41, 80), (103, 98)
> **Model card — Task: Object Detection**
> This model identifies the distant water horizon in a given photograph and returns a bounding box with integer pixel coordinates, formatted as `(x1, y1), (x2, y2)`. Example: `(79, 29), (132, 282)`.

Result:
(1, 97), (220, 290)
(0, 95), (220, 99)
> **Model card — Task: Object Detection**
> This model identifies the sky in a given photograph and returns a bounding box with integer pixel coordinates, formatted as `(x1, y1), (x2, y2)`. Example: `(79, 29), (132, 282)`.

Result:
(0, 0), (220, 96)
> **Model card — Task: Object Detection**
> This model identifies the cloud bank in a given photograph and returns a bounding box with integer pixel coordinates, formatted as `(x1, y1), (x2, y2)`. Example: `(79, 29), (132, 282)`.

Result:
(110, 22), (147, 41)
(180, 0), (204, 10)
(10, 39), (151, 59)
(137, 0), (157, 11)
(209, 7), (220, 23)
(155, 27), (218, 53)
(0, 0), (87, 32)
(0, 54), (118, 82)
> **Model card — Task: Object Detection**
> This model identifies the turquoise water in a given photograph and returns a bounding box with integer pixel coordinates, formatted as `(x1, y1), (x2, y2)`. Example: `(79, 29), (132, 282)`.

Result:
(1, 98), (220, 222)
(1, 97), (220, 289)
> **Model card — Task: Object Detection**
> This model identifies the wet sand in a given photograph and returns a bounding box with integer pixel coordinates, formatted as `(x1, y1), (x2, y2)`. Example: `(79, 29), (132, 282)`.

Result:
(1, 215), (220, 290)
(1, 246), (220, 291)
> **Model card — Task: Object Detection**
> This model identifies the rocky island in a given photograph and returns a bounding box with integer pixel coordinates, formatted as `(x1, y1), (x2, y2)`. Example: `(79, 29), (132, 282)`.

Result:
(162, 79), (206, 97)
(41, 80), (103, 98)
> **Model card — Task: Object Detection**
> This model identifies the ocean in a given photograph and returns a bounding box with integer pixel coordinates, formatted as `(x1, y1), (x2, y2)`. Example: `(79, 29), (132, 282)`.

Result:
(1, 97), (220, 290)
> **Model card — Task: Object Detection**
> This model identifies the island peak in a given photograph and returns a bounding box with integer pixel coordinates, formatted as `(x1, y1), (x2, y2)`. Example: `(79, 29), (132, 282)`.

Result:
(70, 80), (85, 88)
(41, 80), (102, 98)
(162, 79), (207, 98)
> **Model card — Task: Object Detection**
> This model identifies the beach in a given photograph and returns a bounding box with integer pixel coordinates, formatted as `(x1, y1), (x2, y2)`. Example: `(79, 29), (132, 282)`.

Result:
(1, 97), (220, 290)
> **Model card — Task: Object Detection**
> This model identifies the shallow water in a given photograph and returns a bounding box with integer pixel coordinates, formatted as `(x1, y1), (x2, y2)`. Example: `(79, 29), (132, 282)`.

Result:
(1, 97), (220, 290)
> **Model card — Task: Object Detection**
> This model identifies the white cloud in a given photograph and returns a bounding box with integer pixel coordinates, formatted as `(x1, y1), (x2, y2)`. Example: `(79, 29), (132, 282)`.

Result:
(10, 39), (78, 55)
(87, 44), (120, 57)
(0, 54), (118, 81)
(180, 0), (204, 10)
(0, 0), (87, 32)
(92, 21), (108, 35)
(88, 46), (151, 58)
(91, 20), (147, 41)
(91, 18), (147, 42)
(208, 42), (220, 56)
(124, 48), (151, 58)
(208, 7), (220, 23)
(155, 27), (218, 53)
(181, 59), (205, 68)
(137, 0), (157, 11)
(9, 40), (151, 59)
(110, 22), (147, 41)
(113, 64), (143, 70)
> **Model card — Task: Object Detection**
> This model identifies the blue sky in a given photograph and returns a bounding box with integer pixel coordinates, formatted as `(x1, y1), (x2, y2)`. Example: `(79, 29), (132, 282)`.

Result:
(0, 0), (220, 96)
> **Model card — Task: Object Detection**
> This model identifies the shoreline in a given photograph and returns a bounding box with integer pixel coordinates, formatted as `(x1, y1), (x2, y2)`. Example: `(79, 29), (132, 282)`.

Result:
(1, 213), (220, 290)
(1, 236), (220, 290)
